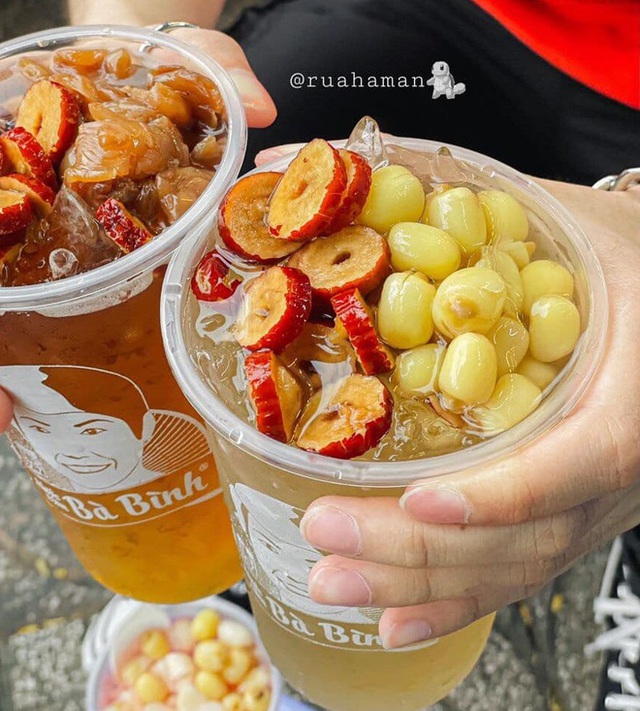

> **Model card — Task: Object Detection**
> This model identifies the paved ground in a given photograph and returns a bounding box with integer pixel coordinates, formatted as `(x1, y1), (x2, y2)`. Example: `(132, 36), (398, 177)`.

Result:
(0, 431), (610, 711)
(0, 2), (611, 710)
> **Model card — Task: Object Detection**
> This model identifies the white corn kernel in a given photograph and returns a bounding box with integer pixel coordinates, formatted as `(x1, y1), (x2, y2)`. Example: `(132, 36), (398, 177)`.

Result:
(388, 222), (460, 281)
(217, 619), (254, 648)
(176, 684), (208, 711)
(437, 333), (497, 406)
(528, 295), (580, 362)
(378, 271), (435, 349)
(486, 316), (529, 376)
(520, 259), (574, 315)
(432, 267), (506, 339)
(469, 373), (541, 434)
(238, 666), (271, 694)
(152, 652), (194, 685)
(425, 186), (487, 254)
(478, 189), (529, 244)
(168, 619), (196, 653)
(516, 354), (560, 390)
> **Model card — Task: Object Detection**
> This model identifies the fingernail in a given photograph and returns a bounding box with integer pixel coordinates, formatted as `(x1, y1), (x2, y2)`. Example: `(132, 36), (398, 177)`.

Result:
(382, 620), (432, 649)
(400, 484), (471, 524)
(228, 67), (270, 110)
(308, 567), (372, 606)
(301, 506), (362, 555)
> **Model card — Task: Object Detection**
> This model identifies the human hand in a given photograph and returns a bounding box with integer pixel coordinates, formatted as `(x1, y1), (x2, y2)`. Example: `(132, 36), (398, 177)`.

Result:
(163, 28), (276, 128)
(296, 179), (640, 648)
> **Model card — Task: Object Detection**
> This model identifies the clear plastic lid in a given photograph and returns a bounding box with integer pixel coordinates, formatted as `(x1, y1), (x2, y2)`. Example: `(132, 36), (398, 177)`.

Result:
(162, 136), (608, 487)
(0, 25), (247, 312)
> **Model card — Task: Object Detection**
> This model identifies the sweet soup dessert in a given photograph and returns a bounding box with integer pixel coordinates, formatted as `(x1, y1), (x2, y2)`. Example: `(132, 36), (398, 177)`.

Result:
(101, 608), (273, 711)
(0, 46), (227, 285)
(187, 138), (582, 461)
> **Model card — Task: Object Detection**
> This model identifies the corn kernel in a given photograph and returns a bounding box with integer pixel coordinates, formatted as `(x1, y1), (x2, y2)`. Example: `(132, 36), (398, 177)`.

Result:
(141, 629), (171, 660)
(426, 186), (487, 254)
(194, 640), (227, 672)
(521, 259), (574, 315)
(222, 692), (243, 710)
(529, 295), (580, 362)
(120, 655), (150, 686)
(238, 666), (271, 694)
(134, 672), (169, 704)
(152, 652), (194, 684)
(191, 609), (221, 642)
(168, 618), (196, 653)
(469, 373), (541, 434)
(242, 688), (271, 711)
(438, 333), (497, 406)
(222, 648), (255, 685)
(217, 620), (254, 648)
(176, 683), (208, 711)
(478, 189), (529, 244)
(195, 670), (228, 701)
(358, 165), (425, 233)
(378, 271), (435, 349)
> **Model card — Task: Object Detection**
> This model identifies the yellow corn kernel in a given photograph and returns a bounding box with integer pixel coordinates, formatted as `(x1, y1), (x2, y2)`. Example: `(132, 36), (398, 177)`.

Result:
(437, 333), (497, 406)
(520, 259), (574, 315)
(358, 165), (425, 233)
(393, 343), (446, 396)
(469, 373), (541, 434)
(516, 354), (560, 390)
(486, 316), (529, 376)
(140, 630), (171, 661)
(195, 670), (228, 701)
(134, 672), (169, 704)
(191, 609), (220, 642)
(425, 186), (487, 254)
(194, 640), (227, 672)
(238, 666), (271, 694)
(478, 189), (529, 244)
(529, 295), (580, 363)
(242, 688), (271, 711)
(222, 692), (243, 710)
(121, 656), (150, 686)
(222, 647), (255, 685)
(432, 267), (506, 339)
(378, 271), (435, 349)
(474, 248), (524, 315)
(388, 222), (460, 281)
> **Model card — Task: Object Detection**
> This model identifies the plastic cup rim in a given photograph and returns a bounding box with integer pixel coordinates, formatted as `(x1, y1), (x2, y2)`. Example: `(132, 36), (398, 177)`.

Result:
(0, 24), (247, 310)
(161, 135), (609, 487)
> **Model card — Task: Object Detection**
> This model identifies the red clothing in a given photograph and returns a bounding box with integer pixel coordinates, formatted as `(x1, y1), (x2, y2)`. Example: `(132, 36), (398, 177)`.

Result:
(471, 0), (640, 109)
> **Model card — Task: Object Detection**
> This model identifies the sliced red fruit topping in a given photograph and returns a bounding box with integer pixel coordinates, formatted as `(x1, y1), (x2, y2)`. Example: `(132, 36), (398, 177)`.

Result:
(219, 172), (301, 263)
(0, 174), (55, 216)
(267, 139), (346, 242)
(0, 190), (33, 235)
(95, 198), (152, 254)
(296, 374), (392, 459)
(287, 225), (390, 299)
(281, 321), (354, 366)
(235, 266), (312, 352)
(191, 249), (241, 302)
(331, 288), (394, 375)
(245, 350), (304, 442)
(327, 150), (372, 232)
(0, 127), (56, 187)
(16, 80), (81, 164)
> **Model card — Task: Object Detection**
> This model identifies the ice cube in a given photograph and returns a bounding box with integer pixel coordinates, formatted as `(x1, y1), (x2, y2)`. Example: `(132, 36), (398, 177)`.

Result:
(431, 145), (470, 184)
(345, 116), (387, 170)
(49, 248), (79, 280)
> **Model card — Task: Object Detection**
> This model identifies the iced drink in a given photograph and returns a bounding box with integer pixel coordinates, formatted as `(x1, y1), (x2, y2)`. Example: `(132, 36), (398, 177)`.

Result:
(164, 119), (606, 709)
(0, 26), (247, 602)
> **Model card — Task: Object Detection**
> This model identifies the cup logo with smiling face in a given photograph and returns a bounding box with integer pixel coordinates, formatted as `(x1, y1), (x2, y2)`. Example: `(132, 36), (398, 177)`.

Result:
(229, 482), (376, 625)
(0, 365), (211, 494)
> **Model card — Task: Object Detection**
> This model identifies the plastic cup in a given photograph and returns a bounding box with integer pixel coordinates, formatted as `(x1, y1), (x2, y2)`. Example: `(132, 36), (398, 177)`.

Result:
(161, 137), (607, 709)
(0, 26), (248, 603)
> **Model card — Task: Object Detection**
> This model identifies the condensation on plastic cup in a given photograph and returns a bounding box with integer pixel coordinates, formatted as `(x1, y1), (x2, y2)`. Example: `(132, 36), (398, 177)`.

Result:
(0, 25), (247, 315)
(84, 595), (282, 711)
(161, 137), (608, 487)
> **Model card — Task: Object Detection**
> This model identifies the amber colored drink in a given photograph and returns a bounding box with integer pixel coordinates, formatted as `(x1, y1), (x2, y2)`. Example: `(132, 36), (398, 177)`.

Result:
(0, 269), (243, 602)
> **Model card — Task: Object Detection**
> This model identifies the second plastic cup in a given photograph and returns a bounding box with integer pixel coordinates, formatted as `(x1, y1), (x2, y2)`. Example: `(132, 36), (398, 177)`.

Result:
(0, 25), (247, 603)
(162, 137), (607, 709)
